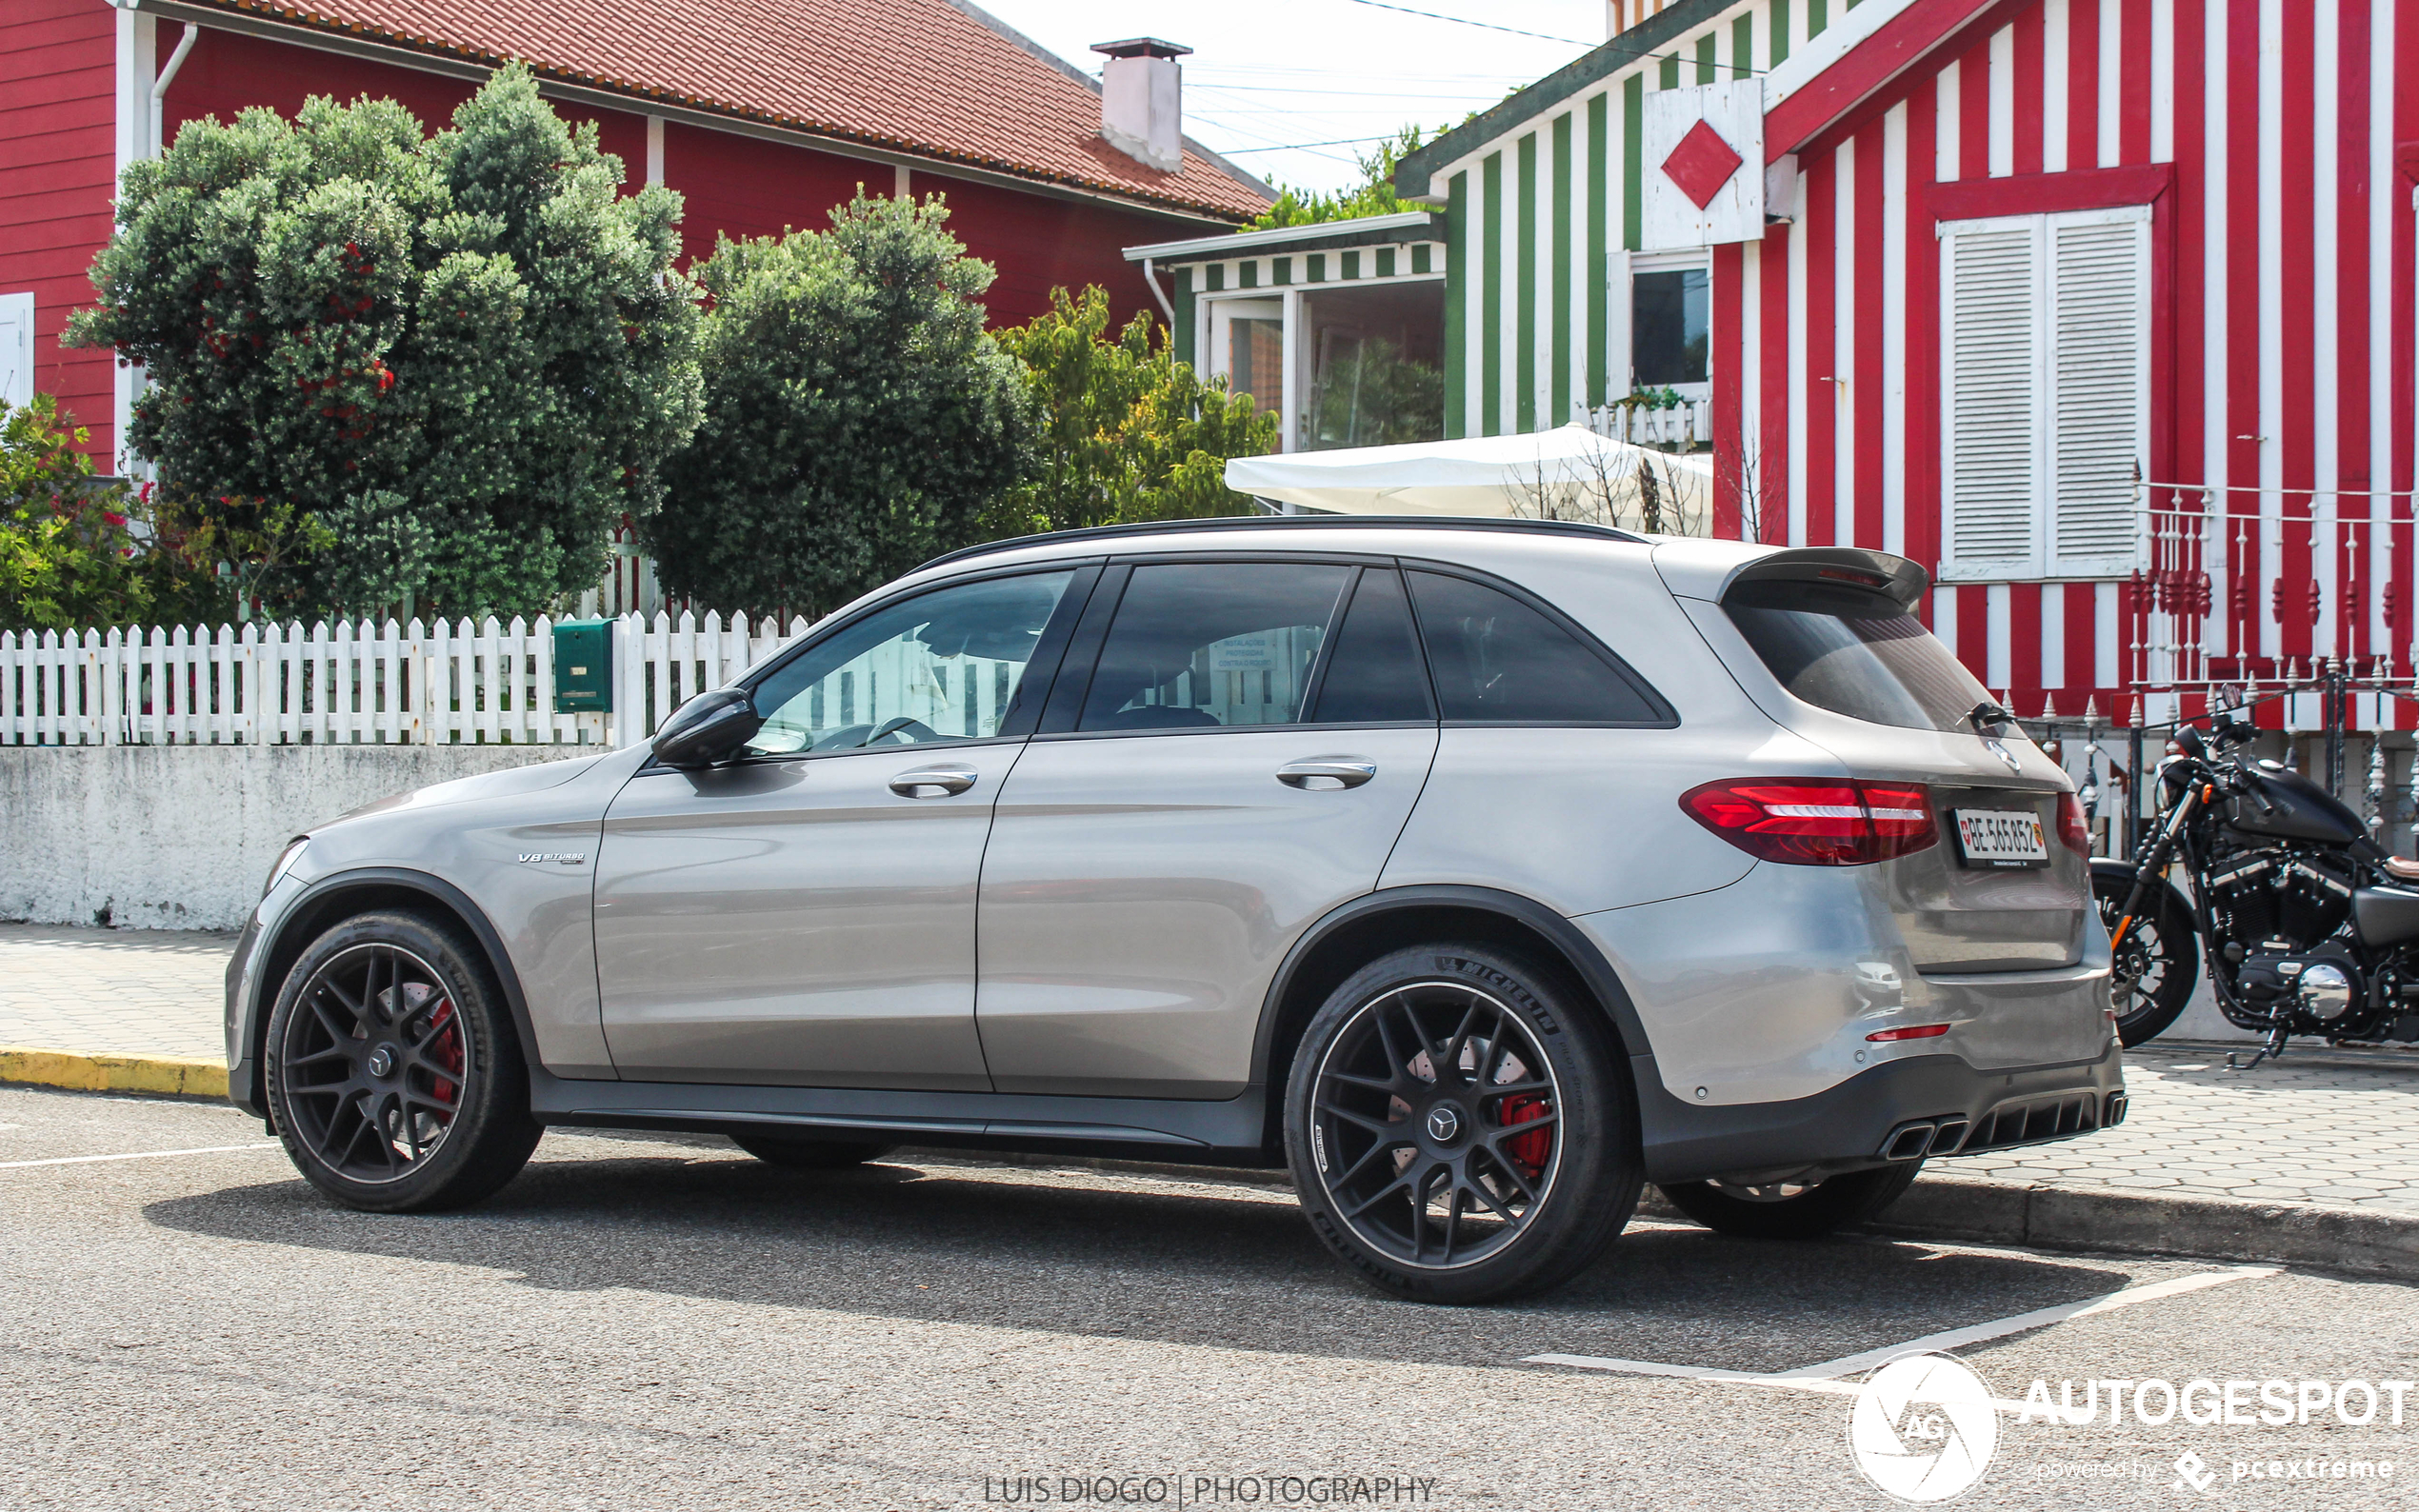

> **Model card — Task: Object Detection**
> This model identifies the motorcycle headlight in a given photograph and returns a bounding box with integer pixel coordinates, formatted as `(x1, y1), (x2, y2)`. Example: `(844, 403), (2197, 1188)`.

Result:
(262, 837), (310, 899)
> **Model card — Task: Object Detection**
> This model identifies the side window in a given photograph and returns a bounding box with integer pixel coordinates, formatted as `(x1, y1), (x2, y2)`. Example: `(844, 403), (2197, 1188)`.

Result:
(746, 570), (1075, 754)
(1406, 570), (1665, 725)
(1079, 563), (1349, 732)
(1309, 568), (1434, 724)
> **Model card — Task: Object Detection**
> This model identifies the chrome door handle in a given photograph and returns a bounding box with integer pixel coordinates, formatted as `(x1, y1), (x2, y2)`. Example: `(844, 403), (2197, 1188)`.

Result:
(1276, 758), (1376, 790)
(890, 766), (978, 798)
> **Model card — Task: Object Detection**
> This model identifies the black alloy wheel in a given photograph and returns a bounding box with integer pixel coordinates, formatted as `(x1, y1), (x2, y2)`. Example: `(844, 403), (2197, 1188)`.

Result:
(1660, 1162), (1923, 1240)
(2091, 871), (2198, 1046)
(267, 911), (540, 1212)
(1286, 945), (1640, 1303)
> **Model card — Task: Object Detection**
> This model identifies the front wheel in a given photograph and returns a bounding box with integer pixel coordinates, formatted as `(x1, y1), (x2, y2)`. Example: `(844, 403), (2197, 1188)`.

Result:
(1660, 1163), (1922, 1240)
(1284, 944), (1642, 1304)
(265, 910), (541, 1212)
(2091, 865), (2199, 1046)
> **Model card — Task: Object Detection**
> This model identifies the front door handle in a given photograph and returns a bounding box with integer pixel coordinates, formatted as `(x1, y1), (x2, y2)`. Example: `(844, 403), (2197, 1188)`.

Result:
(890, 765), (978, 798)
(1277, 758), (1377, 790)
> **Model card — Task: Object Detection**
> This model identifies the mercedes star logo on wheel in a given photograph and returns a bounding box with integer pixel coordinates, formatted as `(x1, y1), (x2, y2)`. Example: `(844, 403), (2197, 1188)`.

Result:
(1425, 1105), (1461, 1143)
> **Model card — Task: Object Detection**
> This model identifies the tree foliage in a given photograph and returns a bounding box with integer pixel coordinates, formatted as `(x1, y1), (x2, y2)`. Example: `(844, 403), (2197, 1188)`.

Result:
(1247, 126), (1434, 229)
(991, 287), (1276, 534)
(643, 194), (1031, 619)
(66, 64), (701, 620)
(0, 396), (187, 633)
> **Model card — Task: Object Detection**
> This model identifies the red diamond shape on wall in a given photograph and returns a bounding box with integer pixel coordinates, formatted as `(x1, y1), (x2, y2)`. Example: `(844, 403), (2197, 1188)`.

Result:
(1661, 118), (1744, 209)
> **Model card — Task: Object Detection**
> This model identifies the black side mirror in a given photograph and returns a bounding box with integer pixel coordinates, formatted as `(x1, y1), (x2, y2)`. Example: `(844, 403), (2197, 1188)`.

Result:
(650, 687), (764, 769)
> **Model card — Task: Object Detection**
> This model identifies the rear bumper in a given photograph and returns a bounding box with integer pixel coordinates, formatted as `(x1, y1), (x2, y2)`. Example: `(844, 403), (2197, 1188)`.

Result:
(1636, 1043), (2125, 1186)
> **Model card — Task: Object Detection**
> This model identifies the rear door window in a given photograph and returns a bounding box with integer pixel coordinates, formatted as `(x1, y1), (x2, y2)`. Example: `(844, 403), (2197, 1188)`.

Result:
(1722, 580), (1993, 733)
(1406, 569), (1668, 725)
(1079, 562), (1350, 731)
(1309, 568), (1434, 724)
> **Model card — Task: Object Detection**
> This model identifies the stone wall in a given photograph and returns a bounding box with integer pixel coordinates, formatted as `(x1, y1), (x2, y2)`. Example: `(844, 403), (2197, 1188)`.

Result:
(0, 744), (588, 930)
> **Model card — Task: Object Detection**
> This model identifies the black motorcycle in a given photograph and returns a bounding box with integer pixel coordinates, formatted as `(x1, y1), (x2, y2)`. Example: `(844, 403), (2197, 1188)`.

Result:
(2096, 716), (2419, 1063)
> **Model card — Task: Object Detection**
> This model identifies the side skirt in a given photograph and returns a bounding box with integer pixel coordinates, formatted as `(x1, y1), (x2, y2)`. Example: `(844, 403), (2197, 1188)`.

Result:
(530, 1071), (1279, 1167)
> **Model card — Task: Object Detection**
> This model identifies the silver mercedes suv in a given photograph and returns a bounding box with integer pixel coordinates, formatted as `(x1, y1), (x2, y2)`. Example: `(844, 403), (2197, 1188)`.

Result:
(225, 518), (2120, 1303)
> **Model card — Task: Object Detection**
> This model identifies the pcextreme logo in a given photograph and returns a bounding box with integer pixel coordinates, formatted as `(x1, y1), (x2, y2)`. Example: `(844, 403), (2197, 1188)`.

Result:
(1848, 1354), (2001, 1503)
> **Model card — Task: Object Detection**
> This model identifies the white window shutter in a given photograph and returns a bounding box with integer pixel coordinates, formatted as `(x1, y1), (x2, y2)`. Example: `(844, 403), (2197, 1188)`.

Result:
(2047, 213), (2149, 573)
(1943, 226), (2041, 574)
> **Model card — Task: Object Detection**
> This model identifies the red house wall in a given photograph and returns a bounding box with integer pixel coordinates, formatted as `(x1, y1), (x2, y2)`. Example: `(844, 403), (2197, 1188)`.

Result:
(1, 0), (118, 461)
(924, 169), (1181, 330)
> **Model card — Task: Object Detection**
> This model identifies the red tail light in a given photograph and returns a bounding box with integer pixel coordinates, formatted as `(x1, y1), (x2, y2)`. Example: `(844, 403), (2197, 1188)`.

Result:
(1679, 779), (1938, 865)
(1867, 1023), (1951, 1042)
(2056, 791), (2090, 856)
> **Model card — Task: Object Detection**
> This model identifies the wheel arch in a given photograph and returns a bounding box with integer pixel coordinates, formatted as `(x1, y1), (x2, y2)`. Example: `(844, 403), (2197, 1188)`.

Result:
(239, 867), (539, 1118)
(1250, 885), (1660, 1150)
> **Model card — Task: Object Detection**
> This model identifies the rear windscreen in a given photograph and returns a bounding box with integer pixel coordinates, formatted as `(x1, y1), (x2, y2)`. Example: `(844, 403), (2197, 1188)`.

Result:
(1723, 581), (1992, 733)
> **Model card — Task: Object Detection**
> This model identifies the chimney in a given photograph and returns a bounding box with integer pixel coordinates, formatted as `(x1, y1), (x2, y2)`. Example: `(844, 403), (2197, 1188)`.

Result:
(1091, 37), (1190, 173)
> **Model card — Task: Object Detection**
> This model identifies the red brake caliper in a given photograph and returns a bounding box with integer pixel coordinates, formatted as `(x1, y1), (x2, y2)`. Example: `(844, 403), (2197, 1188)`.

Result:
(1499, 1094), (1551, 1179)
(427, 1001), (461, 1116)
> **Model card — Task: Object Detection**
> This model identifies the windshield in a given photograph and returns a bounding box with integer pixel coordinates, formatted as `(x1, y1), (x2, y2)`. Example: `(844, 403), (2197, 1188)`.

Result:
(1723, 581), (1992, 734)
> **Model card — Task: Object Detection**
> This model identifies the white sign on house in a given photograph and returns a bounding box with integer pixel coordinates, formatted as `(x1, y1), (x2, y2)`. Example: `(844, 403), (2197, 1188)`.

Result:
(1640, 82), (1764, 249)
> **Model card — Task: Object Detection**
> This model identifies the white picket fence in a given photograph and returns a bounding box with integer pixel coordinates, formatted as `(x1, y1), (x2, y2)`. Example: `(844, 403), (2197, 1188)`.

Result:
(0, 610), (810, 749)
(1581, 398), (1711, 448)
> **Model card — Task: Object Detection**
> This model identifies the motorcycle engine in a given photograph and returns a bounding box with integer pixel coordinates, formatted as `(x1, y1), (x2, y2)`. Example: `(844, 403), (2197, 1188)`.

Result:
(2234, 946), (2363, 1025)
(2206, 848), (2355, 952)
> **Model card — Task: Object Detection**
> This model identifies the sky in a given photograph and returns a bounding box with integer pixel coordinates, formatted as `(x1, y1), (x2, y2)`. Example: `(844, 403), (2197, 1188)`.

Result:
(973, 0), (1609, 197)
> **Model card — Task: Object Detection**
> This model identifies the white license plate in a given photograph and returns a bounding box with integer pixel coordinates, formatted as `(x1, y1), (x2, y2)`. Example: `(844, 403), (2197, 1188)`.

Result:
(1951, 807), (2049, 868)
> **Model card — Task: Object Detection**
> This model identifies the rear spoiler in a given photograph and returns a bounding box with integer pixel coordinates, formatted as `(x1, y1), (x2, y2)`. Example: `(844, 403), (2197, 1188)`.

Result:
(1720, 547), (1928, 609)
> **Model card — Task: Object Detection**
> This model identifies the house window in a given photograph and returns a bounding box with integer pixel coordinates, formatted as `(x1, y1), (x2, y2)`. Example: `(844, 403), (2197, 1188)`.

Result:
(1939, 205), (2150, 581)
(1631, 265), (1709, 390)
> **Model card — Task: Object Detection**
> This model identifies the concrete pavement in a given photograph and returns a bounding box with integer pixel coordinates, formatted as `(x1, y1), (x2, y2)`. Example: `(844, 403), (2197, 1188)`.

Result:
(6, 1084), (2417, 1511)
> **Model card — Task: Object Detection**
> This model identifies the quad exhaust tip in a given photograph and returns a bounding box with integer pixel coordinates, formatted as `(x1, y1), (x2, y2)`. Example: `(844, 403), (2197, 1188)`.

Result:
(1878, 1117), (1973, 1161)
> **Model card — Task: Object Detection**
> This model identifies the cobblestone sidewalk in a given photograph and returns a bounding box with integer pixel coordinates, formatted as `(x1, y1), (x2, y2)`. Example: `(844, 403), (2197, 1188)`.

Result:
(9, 922), (2419, 1215)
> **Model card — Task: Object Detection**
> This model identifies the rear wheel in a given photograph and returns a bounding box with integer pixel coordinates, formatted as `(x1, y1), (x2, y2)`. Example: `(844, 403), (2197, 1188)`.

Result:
(1284, 944), (1642, 1304)
(729, 1131), (898, 1169)
(1660, 1162), (1922, 1240)
(2092, 868), (2199, 1046)
(265, 910), (541, 1213)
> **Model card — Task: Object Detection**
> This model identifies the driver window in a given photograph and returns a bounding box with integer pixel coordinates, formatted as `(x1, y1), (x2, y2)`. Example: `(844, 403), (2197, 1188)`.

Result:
(745, 570), (1075, 755)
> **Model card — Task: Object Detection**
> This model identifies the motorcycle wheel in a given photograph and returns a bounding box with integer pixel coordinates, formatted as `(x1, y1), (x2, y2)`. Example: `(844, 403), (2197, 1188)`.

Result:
(2091, 867), (2199, 1046)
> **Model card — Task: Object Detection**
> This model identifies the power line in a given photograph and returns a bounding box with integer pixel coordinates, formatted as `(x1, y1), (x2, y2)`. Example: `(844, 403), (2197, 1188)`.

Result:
(1215, 134), (1410, 153)
(1336, 0), (1591, 45)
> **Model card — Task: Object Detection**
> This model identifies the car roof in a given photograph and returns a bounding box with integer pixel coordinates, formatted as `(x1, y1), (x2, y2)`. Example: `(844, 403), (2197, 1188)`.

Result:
(912, 515), (1649, 574)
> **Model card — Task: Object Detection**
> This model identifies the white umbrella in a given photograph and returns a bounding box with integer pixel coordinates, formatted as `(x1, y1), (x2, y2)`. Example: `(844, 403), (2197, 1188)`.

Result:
(1223, 422), (1715, 532)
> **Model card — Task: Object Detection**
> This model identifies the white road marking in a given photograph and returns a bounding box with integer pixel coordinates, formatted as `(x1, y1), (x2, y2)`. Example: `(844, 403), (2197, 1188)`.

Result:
(0, 1143), (282, 1170)
(1527, 1265), (2279, 1398)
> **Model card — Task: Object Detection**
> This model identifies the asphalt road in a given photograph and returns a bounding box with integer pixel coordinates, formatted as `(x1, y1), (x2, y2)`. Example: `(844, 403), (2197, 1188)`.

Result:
(5, 1084), (2417, 1510)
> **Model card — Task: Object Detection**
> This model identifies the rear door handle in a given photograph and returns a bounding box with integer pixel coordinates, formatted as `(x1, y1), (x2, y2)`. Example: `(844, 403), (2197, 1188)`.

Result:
(1277, 758), (1376, 790)
(890, 765), (978, 798)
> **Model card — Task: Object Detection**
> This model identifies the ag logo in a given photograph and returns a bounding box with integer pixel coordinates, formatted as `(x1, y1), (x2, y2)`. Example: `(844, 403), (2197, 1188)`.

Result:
(1848, 1354), (1999, 1502)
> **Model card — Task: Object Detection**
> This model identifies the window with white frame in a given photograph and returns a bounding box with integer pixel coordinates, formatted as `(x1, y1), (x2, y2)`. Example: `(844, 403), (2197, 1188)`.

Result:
(0, 292), (31, 410)
(1624, 250), (1710, 401)
(1939, 205), (2149, 581)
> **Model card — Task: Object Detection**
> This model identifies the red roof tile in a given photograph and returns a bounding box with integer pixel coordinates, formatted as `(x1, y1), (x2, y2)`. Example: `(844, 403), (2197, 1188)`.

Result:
(175, 0), (1272, 221)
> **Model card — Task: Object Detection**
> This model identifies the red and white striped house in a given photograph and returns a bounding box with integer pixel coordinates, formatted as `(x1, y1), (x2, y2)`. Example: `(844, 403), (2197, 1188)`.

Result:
(1150, 0), (2419, 740)
(1, 0), (1269, 472)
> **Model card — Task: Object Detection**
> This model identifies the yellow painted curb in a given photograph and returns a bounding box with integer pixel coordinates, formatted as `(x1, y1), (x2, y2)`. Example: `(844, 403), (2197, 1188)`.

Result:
(0, 1046), (229, 1100)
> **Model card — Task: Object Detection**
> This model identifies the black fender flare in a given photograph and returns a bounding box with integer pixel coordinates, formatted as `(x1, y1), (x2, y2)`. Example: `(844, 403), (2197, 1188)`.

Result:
(230, 865), (542, 1116)
(1249, 883), (1662, 1087)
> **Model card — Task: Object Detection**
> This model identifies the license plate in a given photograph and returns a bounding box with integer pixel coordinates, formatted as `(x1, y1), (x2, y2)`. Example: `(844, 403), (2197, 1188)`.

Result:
(1951, 807), (2049, 868)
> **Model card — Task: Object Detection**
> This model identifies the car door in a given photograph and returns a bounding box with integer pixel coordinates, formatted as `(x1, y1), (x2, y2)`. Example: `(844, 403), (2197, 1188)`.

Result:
(593, 565), (1091, 1087)
(976, 558), (1440, 1099)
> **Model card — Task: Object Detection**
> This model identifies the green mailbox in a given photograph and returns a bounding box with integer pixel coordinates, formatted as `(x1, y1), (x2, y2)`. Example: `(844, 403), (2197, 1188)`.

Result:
(551, 618), (613, 713)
